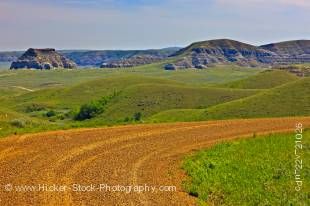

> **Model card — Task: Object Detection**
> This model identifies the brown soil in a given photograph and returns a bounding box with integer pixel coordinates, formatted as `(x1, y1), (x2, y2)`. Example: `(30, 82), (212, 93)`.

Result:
(0, 117), (309, 206)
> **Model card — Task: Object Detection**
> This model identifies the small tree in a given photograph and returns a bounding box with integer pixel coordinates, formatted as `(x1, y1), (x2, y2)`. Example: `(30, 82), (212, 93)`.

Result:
(75, 101), (104, 120)
(74, 93), (118, 121)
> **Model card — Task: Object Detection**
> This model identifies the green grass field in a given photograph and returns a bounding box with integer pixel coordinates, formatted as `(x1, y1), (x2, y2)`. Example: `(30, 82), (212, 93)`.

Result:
(0, 64), (262, 89)
(221, 70), (299, 89)
(0, 63), (308, 138)
(182, 130), (310, 206)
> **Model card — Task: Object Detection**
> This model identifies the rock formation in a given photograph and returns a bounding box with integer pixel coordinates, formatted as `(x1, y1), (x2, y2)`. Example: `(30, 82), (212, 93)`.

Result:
(165, 39), (310, 70)
(10, 48), (77, 70)
(62, 47), (180, 67)
(100, 55), (162, 68)
(260, 40), (310, 64)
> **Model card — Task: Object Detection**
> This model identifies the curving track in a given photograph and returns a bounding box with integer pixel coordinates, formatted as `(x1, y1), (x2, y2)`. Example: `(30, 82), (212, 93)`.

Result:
(0, 117), (309, 206)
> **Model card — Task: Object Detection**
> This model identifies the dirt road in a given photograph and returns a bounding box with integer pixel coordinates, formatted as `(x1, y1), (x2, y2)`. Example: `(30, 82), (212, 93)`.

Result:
(0, 117), (309, 205)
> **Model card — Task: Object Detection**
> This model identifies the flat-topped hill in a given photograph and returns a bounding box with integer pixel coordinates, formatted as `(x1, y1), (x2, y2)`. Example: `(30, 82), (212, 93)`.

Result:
(10, 48), (77, 70)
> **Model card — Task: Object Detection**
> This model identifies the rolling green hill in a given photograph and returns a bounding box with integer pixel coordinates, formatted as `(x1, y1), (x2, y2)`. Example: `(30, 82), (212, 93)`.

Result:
(0, 64), (308, 138)
(204, 77), (310, 119)
(149, 77), (310, 122)
(2, 76), (258, 124)
(221, 70), (298, 89)
(5, 75), (181, 111)
(98, 84), (258, 122)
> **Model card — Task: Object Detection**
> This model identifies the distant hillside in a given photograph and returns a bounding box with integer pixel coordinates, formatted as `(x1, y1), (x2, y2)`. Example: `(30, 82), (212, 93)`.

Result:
(260, 40), (310, 64)
(0, 48), (180, 67)
(0, 51), (23, 62)
(2, 39), (310, 69)
(260, 40), (310, 56)
(165, 39), (310, 69)
(61, 47), (180, 66)
(167, 39), (276, 69)
(100, 55), (162, 68)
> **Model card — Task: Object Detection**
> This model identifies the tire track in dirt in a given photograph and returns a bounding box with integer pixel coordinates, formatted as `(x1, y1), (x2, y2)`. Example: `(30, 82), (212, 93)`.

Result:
(42, 123), (222, 205)
(0, 124), (209, 205)
(0, 117), (309, 206)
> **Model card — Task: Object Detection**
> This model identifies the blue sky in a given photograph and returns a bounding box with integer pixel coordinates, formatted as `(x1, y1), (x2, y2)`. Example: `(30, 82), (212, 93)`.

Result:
(0, 0), (309, 50)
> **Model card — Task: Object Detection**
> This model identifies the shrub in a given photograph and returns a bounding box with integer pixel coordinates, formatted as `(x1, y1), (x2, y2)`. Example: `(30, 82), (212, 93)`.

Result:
(75, 101), (104, 120)
(46, 110), (56, 117)
(133, 112), (142, 121)
(74, 94), (118, 121)
(57, 114), (65, 120)
(10, 119), (28, 128)
(24, 103), (46, 113)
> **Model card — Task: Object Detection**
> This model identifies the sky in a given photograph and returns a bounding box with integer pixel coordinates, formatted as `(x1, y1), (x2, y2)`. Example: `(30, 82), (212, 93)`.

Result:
(0, 0), (309, 51)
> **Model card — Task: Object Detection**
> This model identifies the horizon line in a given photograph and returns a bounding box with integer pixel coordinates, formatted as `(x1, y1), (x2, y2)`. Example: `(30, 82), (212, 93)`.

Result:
(1, 38), (309, 52)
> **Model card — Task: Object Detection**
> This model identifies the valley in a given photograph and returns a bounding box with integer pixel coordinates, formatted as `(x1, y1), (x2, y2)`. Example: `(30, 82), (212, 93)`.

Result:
(1, 0), (309, 205)
(0, 39), (309, 206)
(1, 63), (300, 138)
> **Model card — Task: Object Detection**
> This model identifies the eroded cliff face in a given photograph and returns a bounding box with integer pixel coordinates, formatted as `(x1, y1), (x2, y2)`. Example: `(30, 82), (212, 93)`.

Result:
(260, 40), (310, 64)
(10, 48), (77, 70)
(100, 55), (162, 68)
(165, 39), (310, 70)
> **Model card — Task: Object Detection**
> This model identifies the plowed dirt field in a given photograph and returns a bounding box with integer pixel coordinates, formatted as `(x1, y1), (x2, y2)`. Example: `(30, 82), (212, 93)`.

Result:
(1, 117), (309, 206)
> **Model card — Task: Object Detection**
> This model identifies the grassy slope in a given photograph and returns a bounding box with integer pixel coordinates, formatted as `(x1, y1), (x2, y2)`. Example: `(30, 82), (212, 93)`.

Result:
(98, 84), (257, 122)
(142, 65), (262, 86)
(1, 66), (262, 113)
(0, 87), (29, 98)
(0, 107), (55, 137)
(204, 77), (310, 119)
(5, 78), (257, 122)
(221, 70), (298, 89)
(183, 131), (310, 205)
(4, 75), (181, 110)
(149, 77), (310, 122)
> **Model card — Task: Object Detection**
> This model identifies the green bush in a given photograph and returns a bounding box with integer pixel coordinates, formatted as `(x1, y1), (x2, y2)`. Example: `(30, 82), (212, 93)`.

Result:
(75, 101), (104, 120)
(46, 110), (56, 117)
(74, 94), (117, 121)
(124, 117), (131, 122)
(133, 112), (142, 121)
